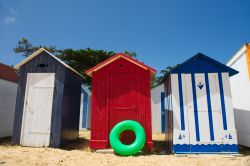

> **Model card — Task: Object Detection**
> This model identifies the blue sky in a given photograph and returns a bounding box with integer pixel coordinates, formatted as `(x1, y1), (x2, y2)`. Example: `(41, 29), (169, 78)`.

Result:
(0, 0), (250, 73)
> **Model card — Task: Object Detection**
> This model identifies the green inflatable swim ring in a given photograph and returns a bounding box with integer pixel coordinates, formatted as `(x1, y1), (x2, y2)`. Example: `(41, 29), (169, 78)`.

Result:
(109, 120), (146, 156)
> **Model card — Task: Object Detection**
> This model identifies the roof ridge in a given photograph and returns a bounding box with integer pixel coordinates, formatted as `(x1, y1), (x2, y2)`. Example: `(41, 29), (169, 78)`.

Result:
(85, 53), (156, 77)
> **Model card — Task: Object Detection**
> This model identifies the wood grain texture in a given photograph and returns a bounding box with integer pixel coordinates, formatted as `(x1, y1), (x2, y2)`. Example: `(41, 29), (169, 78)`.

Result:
(90, 58), (153, 149)
(12, 52), (82, 148)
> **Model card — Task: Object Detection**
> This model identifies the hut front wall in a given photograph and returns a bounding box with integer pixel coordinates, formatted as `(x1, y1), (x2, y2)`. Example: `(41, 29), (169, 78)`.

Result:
(60, 69), (82, 146)
(168, 73), (238, 153)
(228, 47), (250, 147)
(90, 58), (153, 149)
(12, 52), (66, 147)
(0, 79), (17, 138)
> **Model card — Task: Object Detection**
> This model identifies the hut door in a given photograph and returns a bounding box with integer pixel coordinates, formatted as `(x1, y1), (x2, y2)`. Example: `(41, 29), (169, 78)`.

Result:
(186, 73), (223, 149)
(109, 73), (136, 144)
(21, 73), (55, 147)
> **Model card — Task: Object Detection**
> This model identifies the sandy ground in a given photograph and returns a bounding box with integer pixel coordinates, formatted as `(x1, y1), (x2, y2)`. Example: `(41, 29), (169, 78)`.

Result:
(0, 130), (250, 166)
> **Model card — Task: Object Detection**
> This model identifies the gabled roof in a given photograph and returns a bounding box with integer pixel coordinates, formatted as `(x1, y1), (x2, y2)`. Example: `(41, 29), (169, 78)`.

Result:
(0, 63), (18, 83)
(14, 48), (83, 78)
(170, 52), (238, 77)
(227, 43), (249, 66)
(85, 53), (157, 77)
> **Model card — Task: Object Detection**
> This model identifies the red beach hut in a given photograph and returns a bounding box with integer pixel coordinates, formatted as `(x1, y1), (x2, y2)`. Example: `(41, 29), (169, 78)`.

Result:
(85, 53), (156, 150)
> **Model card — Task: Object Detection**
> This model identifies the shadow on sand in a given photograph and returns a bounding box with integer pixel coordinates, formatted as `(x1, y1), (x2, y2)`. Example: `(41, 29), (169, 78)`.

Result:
(1, 134), (250, 156)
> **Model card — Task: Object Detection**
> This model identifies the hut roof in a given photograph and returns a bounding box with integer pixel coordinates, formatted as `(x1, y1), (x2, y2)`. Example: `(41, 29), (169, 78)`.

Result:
(0, 63), (18, 83)
(170, 52), (238, 77)
(227, 43), (250, 66)
(14, 48), (83, 78)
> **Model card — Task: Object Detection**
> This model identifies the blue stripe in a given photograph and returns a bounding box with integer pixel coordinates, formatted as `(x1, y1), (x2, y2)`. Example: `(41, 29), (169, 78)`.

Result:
(178, 73), (185, 130)
(218, 73), (228, 130)
(82, 90), (88, 128)
(173, 144), (238, 154)
(204, 73), (215, 141)
(191, 73), (200, 141)
(161, 92), (166, 133)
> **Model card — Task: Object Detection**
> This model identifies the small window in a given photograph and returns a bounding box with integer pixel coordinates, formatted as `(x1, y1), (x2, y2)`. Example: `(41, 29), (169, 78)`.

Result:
(37, 64), (48, 68)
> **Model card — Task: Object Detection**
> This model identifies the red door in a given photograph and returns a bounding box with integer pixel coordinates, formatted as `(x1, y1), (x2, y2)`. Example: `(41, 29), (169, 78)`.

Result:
(109, 73), (137, 144)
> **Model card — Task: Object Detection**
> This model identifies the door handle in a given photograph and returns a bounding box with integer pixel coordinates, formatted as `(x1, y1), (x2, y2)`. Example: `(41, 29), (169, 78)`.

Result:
(113, 105), (136, 110)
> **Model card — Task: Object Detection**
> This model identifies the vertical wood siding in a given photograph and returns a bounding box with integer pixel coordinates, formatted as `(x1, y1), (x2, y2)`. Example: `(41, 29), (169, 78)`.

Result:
(60, 69), (82, 146)
(12, 52), (82, 147)
(90, 58), (153, 149)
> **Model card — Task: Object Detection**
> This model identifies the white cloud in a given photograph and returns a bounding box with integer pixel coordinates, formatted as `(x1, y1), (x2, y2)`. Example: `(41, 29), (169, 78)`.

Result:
(9, 8), (18, 15)
(3, 16), (16, 24)
(3, 8), (18, 24)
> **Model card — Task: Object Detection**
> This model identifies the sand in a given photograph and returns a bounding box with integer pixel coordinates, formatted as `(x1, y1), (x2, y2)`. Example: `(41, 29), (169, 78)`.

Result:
(0, 130), (250, 166)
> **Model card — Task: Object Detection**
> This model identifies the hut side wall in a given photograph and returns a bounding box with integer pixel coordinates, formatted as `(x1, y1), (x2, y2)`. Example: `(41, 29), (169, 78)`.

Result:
(12, 52), (66, 147)
(90, 58), (153, 149)
(60, 69), (82, 146)
(164, 76), (173, 151)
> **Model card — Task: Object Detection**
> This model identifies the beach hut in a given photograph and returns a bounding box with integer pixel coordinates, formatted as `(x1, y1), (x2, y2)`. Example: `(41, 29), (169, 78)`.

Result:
(164, 53), (239, 153)
(0, 63), (18, 138)
(12, 48), (83, 148)
(79, 85), (92, 130)
(151, 84), (165, 133)
(85, 53), (156, 150)
(227, 44), (250, 147)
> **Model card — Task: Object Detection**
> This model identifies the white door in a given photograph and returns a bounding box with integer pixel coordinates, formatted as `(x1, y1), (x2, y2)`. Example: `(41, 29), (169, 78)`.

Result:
(186, 73), (223, 144)
(184, 73), (223, 145)
(21, 73), (55, 147)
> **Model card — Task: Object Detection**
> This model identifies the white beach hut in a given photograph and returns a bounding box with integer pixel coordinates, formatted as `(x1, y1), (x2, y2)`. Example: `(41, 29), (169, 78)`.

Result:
(0, 63), (18, 138)
(151, 84), (165, 133)
(227, 44), (250, 147)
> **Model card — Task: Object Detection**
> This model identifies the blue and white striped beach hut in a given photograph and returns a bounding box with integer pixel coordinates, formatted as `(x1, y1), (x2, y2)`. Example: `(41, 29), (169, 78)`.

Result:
(79, 85), (91, 130)
(164, 53), (239, 154)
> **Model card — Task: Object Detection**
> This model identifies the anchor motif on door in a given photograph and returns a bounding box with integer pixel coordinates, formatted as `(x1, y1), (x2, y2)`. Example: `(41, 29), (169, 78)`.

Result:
(197, 82), (204, 90)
